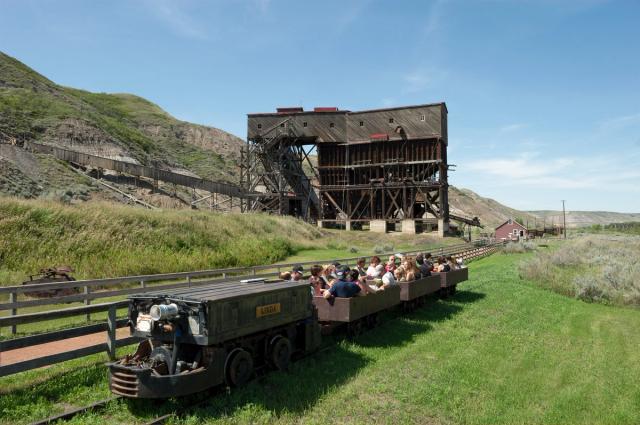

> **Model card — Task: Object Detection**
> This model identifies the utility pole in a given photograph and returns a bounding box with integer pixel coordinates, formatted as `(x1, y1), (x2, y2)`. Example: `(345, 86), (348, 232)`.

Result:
(562, 200), (567, 239)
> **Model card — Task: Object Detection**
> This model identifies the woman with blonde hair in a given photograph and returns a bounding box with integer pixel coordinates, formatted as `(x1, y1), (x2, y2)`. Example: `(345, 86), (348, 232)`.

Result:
(320, 264), (336, 288)
(403, 256), (421, 281)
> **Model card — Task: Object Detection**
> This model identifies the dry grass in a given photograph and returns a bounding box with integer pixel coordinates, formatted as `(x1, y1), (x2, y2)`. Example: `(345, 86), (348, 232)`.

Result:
(0, 197), (322, 286)
(518, 235), (640, 306)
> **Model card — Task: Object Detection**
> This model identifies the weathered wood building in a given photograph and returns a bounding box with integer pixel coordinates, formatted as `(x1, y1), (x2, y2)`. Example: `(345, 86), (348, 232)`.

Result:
(241, 103), (450, 235)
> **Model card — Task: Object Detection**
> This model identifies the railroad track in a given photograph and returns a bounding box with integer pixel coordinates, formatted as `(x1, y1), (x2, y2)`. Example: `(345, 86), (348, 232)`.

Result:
(29, 397), (120, 425)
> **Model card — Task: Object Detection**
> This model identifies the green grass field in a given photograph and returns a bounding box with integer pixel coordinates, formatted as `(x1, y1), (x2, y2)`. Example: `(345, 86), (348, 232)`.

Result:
(2, 248), (640, 424)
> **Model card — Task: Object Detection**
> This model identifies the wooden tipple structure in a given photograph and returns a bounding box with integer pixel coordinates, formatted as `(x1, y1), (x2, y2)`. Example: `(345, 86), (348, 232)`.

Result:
(242, 103), (450, 235)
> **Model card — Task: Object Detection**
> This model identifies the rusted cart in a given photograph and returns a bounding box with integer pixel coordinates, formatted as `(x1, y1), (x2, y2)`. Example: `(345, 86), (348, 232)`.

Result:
(438, 268), (469, 297)
(312, 286), (401, 336)
(22, 266), (77, 297)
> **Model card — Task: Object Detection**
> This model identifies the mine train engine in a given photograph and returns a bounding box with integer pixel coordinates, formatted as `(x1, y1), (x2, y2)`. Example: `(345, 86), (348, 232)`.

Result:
(109, 279), (321, 398)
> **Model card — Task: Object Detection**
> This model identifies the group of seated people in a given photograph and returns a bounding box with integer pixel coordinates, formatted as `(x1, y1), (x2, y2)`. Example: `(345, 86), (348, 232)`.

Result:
(278, 252), (465, 299)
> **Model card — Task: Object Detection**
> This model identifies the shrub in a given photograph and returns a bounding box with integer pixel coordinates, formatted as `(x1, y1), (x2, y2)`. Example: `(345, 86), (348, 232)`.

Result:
(516, 234), (640, 307)
(504, 241), (536, 254)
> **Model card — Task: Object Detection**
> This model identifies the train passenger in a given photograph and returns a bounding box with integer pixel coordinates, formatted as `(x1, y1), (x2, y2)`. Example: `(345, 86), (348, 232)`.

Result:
(415, 253), (432, 277)
(347, 269), (373, 295)
(381, 270), (397, 287)
(394, 263), (404, 281)
(423, 253), (434, 272)
(291, 265), (304, 281)
(355, 257), (367, 277)
(446, 256), (458, 270)
(456, 257), (467, 269)
(385, 255), (397, 273)
(320, 264), (336, 288)
(279, 271), (292, 280)
(323, 266), (361, 299)
(366, 256), (384, 278)
(309, 264), (324, 296)
(403, 257), (421, 281)
(436, 257), (451, 273)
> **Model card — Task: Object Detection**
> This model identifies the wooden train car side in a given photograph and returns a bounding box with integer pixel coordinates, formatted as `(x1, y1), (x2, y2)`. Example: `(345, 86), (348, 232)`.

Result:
(312, 285), (401, 322)
(439, 268), (469, 296)
(398, 274), (441, 301)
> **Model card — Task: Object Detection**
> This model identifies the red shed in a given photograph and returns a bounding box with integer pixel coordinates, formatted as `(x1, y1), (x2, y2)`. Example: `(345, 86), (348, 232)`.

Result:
(495, 219), (528, 241)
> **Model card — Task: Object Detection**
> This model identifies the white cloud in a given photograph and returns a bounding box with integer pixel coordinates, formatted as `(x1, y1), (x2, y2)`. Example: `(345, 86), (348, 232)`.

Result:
(140, 0), (208, 40)
(424, 0), (448, 35)
(254, 0), (271, 15)
(402, 67), (446, 94)
(332, 0), (372, 34)
(499, 123), (527, 133)
(599, 112), (640, 130)
(465, 152), (640, 192)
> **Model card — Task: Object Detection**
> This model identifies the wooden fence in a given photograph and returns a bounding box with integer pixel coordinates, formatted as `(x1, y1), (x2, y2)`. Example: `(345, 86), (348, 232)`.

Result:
(0, 240), (502, 377)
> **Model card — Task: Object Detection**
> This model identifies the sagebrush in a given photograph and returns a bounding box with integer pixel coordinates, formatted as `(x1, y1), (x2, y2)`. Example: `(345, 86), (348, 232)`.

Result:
(518, 235), (640, 306)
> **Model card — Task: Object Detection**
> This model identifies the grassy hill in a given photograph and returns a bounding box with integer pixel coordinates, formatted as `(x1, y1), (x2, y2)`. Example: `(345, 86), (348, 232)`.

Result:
(0, 51), (243, 183)
(448, 186), (539, 229)
(0, 198), (322, 286)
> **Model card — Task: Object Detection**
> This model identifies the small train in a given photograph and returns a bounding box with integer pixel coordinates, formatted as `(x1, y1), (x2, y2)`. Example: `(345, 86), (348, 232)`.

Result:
(108, 268), (468, 398)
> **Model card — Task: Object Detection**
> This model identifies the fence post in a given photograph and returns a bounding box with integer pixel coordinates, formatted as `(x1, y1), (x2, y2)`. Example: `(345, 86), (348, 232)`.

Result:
(222, 272), (227, 279)
(9, 291), (17, 335)
(107, 304), (116, 361)
(187, 275), (192, 287)
(140, 279), (146, 289)
(84, 286), (91, 322)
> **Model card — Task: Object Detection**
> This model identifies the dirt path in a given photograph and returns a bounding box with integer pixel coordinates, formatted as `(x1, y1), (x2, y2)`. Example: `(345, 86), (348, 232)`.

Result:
(0, 327), (130, 366)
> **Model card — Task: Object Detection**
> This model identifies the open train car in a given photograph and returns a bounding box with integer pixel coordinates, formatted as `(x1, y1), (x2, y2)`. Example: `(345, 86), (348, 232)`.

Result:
(109, 279), (321, 398)
(439, 268), (469, 297)
(398, 274), (442, 310)
(312, 286), (401, 335)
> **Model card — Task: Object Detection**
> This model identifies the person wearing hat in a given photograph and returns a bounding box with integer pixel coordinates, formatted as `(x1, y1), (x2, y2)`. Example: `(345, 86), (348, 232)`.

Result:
(323, 266), (361, 299)
(290, 265), (304, 282)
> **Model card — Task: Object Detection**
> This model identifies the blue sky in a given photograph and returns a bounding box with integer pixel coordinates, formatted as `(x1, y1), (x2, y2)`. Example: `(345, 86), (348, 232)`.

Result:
(1, 0), (639, 212)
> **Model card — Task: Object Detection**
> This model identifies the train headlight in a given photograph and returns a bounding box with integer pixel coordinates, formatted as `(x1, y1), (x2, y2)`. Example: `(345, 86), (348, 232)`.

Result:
(149, 303), (179, 321)
(136, 314), (154, 332)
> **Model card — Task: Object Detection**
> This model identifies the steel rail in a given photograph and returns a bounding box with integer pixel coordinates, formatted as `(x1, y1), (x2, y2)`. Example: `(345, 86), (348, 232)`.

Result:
(28, 396), (120, 425)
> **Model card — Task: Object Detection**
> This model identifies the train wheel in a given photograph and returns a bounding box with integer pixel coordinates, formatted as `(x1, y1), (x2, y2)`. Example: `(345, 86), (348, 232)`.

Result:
(225, 348), (253, 387)
(269, 336), (292, 371)
(450, 285), (457, 296)
(347, 320), (363, 338)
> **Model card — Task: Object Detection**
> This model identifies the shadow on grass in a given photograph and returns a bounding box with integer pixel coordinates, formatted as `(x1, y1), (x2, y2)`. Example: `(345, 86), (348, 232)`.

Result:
(450, 289), (486, 304)
(122, 288), (487, 421)
(120, 343), (369, 421)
